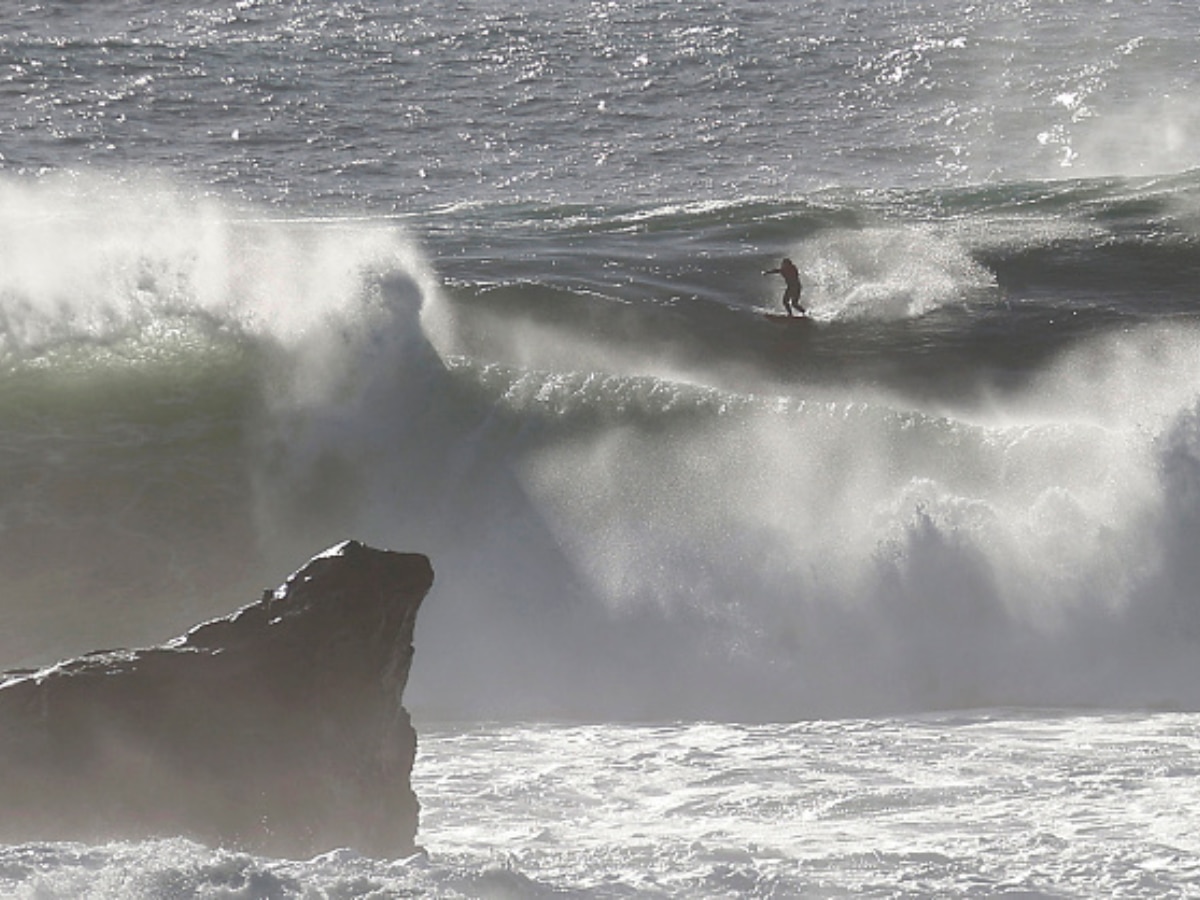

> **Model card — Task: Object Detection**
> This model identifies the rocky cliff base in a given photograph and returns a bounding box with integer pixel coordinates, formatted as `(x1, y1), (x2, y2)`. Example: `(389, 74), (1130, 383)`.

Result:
(0, 541), (431, 859)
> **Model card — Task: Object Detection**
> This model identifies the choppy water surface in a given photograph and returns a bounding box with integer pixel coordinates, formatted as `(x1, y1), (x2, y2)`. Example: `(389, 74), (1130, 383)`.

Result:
(6, 0), (1200, 208)
(414, 715), (1200, 897)
(2, 715), (1197, 897)
(4, 1), (1200, 895)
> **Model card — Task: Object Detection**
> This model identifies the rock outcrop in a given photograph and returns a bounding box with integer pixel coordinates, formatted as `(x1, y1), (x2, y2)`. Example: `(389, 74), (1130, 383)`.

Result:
(0, 540), (431, 859)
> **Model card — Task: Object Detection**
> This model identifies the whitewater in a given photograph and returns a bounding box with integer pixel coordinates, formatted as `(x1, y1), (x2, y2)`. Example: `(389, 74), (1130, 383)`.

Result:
(2, 0), (1200, 896)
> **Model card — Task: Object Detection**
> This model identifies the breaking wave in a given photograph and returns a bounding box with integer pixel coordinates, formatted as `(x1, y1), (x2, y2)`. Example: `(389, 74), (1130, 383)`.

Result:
(5, 172), (1200, 719)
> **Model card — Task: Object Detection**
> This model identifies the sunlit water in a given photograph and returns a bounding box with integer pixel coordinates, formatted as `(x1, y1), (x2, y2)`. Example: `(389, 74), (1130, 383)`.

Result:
(3, 714), (1197, 897)
(5, 1), (1200, 896)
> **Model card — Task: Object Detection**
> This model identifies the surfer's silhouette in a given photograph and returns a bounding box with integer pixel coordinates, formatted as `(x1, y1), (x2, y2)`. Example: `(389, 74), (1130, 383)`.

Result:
(763, 257), (805, 317)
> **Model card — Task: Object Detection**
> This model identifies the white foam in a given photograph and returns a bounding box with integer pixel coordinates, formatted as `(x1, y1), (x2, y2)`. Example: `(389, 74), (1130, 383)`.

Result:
(794, 225), (996, 320)
(0, 173), (436, 369)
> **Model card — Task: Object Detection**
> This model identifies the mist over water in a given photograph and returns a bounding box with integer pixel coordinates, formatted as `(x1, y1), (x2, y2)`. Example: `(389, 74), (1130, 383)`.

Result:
(295, 270), (1200, 723)
(7, 5), (1200, 894)
(4, 166), (1200, 722)
(4, 1), (1200, 725)
(0, 175), (434, 661)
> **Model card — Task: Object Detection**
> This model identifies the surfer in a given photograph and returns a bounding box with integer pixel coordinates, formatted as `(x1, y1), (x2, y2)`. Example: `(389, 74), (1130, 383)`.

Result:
(763, 257), (805, 317)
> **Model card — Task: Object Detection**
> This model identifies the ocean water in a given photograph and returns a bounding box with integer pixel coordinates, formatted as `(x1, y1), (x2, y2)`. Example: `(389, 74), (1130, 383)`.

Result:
(5, 714), (1199, 897)
(3, 0), (1200, 895)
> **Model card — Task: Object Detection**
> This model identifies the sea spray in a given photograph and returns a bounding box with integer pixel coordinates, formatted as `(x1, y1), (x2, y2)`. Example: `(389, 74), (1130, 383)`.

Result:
(795, 225), (997, 320)
(0, 174), (441, 668)
(4, 1), (1200, 893)
(0, 175), (431, 364)
(6, 178), (1200, 719)
(253, 274), (1197, 719)
(475, 372), (1158, 716)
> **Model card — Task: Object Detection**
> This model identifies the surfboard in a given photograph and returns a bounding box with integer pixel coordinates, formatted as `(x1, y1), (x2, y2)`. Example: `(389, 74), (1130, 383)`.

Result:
(763, 313), (815, 325)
